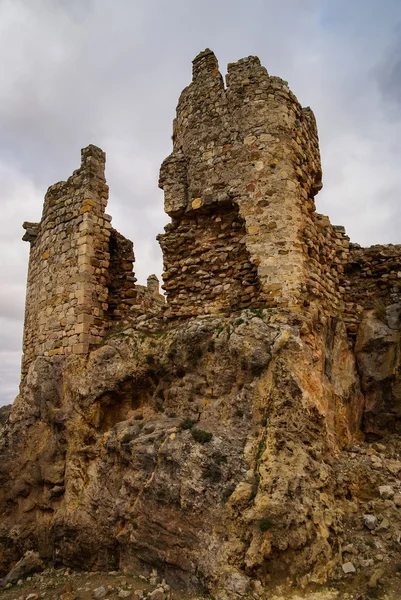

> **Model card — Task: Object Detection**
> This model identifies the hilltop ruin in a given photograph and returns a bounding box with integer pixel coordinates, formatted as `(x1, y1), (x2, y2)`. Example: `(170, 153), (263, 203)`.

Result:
(21, 49), (401, 378)
(1, 50), (401, 598)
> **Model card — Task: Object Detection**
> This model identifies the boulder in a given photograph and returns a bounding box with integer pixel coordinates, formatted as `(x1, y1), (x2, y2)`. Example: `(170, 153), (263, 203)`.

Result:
(0, 552), (44, 587)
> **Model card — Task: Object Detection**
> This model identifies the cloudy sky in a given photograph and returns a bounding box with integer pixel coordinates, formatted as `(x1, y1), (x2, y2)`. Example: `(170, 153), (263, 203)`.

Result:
(1, 0), (400, 406)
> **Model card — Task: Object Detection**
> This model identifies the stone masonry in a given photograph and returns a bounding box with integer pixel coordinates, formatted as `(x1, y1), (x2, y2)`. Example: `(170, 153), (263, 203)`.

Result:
(21, 50), (401, 375)
(21, 146), (162, 376)
(158, 49), (349, 318)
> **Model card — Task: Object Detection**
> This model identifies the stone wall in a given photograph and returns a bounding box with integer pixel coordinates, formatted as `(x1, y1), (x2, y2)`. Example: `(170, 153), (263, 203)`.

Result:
(21, 146), (166, 376)
(20, 51), (401, 376)
(343, 244), (401, 334)
(302, 216), (350, 315)
(158, 203), (261, 318)
(158, 49), (345, 317)
(107, 229), (136, 321)
(22, 145), (111, 375)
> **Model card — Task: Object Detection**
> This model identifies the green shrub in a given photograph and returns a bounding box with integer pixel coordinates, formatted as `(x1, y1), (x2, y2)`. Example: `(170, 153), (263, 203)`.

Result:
(259, 518), (273, 532)
(191, 428), (213, 444)
(180, 418), (197, 430)
(156, 388), (165, 400)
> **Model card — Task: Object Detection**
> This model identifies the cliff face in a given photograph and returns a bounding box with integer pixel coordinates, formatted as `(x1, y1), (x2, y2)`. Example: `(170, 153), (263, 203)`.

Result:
(0, 309), (364, 594)
(1, 50), (401, 599)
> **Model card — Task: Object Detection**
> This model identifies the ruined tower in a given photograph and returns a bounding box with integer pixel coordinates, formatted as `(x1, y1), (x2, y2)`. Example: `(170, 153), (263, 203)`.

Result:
(21, 146), (136, 375)
(158, 49), (349, 318)
(20, 50), (401, 379)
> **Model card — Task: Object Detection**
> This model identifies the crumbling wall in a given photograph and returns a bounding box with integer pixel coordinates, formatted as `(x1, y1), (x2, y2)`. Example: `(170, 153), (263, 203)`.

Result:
(158, 49), (347, 317)
(107, 229), (136, 321)
(22, 145), (112, 375)
(20, 51), (401, 379)
(343, 244), (401, 334)
(302, 217), (350, 315)
(21, 143), (167, 377)
(158, 204), (260, 318)
(133, 275), (165, 314)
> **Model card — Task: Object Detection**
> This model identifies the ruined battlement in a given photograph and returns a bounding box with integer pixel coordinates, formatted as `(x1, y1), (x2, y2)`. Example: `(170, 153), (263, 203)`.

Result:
(21, 145), (161, 375)
(20, 51), (401, 376)
(158, 50), (347, 318)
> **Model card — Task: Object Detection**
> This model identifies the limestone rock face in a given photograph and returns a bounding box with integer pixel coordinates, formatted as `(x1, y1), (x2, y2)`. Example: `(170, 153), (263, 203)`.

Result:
(0, 404), (11, 432)
(356, 303), (401, 436)
(4, 50), (401, 599)
(0, 310), (363, 593)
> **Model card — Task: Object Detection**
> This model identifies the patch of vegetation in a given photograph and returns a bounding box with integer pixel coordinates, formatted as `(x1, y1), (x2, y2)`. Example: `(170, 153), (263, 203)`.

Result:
(259, 518), (273, 532)
(235, 408), (244, 418)
(235, 318), (244, 326)
(145, 353), (155, 364)
(208, 340), (215, 352)
(256, 438), (266, 460)
(191, 428), (213, 444)
(156, 388), (165, 400)
(179, 418), (197, 430)
(373, 299), (387, 322)
(250, 308), (264, 319)
(156, 405), (165, 413)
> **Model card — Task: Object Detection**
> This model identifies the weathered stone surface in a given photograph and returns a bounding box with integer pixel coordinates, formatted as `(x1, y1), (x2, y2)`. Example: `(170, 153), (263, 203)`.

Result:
(158, 50), (349, 318)
(341, 562), (356, 574)
(0, 309), (364, 594)
(2, 49), (401, 600)
(0, 404), (11, 432)
(363, 514), (378, 530)
(0, 552), (44, 587)
(355, 304), (401, 436)
(379, 485), (394, 499)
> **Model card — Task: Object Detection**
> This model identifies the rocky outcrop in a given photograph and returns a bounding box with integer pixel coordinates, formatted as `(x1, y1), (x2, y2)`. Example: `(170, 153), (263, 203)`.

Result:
(0, 310), (364, 595)
(0, 404), (11, 432)
(356, 303), (401, 437)
(3, 49), (401, 599)
(0, 551), (44, 587)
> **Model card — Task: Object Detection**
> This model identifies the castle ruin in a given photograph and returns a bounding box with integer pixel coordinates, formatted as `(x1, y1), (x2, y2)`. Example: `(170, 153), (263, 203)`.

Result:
(21, 49), (401, 376)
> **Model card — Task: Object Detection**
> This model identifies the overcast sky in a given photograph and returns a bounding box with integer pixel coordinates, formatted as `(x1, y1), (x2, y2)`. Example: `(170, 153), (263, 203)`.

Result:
(1, 0), (400, 406)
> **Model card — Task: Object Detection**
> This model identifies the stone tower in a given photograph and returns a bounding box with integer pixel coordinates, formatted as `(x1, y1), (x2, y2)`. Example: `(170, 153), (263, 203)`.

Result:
(21, 146), (136, 375)
(158, 49), (348, 318)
